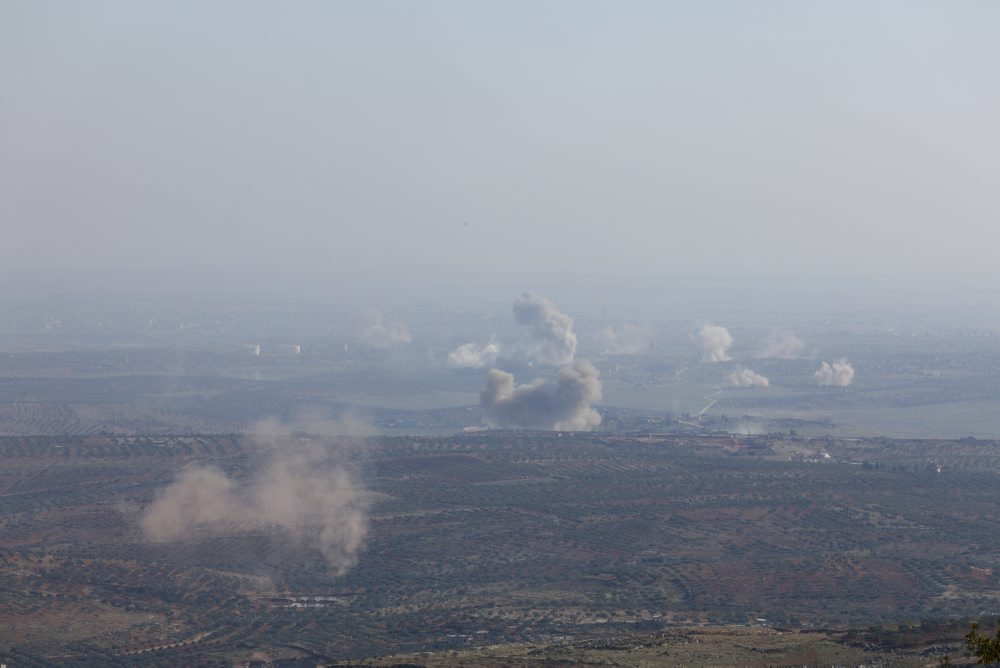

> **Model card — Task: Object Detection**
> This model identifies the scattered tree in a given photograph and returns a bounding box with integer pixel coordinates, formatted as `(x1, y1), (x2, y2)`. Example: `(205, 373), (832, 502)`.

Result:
(966, 621), (1000, 664)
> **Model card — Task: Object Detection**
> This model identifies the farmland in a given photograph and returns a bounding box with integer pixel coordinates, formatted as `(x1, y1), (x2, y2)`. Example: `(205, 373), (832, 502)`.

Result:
(2, 430), (1000, 664)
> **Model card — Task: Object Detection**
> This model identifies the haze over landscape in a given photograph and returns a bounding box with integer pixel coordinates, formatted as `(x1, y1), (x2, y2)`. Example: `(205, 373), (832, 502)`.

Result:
(2, 2), (1000, 666)
(3, 1), (999, 312)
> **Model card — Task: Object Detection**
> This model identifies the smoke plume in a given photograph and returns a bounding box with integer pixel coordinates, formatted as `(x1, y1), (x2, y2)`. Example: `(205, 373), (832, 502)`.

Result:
(512, 292), (577, 366)
(595, 323), (652, 355)
(815, 359), (855, 386)
(446, 338), (500, 369)
(696, 324), (733, 362)
(757, 332), (805, 359)
(479, 359), (602, 431)
(728, 367), (770, 387)
(357, 308), (412, 348)
(141, 416), (369, 575)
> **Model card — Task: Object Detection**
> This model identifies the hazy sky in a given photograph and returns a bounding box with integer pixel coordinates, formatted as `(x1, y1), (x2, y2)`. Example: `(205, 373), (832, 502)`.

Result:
(2, 1), (998, 309)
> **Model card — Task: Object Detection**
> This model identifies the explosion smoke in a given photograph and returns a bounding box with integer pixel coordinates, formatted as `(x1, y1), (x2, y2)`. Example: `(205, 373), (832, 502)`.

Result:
(697, 324), (733, 362)
(447, 338), (500, 369)
(512, 292), (577, 366)
(815, 359), (855, 386)
(757, 332), (805, 359)
(595, 323), (652, 355)
(479, 359), (602, 431)
(728, 367), (770, 387)
(357, 308), (412, 348)
(141, 416), (369, 575)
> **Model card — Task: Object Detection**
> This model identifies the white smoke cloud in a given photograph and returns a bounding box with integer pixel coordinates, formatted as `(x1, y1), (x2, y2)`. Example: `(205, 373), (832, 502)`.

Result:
(696, 324), (733, 362)
(756, 331), (805, 359)
(479, 359), (602, 431)
(815, 358), (855, 386)
(594, 323), (652, 355)
(141, 415), (369, 575)
(512, 292), (577, 366)
(728, 367), (770, 388)
(446, 338), (500, 369)
(357, 308), (412, 348)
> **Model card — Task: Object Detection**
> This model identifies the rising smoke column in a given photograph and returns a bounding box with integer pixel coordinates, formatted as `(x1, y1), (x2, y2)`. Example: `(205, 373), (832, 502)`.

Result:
(756, 332), (805, 359)
(594, 323), (652, 355)
(814, 359), (855, 386)
(696, 324), (733, 362)
(141, 417), (369, 575)
(446, 338), (500, 369)
(479, 359), (602, 431)
(357, 308), (412, 348)
(728, 367), (770, 387)
(512, 292), (577, 366)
